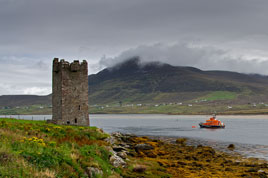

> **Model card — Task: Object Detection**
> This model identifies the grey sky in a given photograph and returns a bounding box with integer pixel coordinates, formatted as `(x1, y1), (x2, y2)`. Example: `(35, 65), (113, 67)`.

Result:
(1, 0), (268, 95)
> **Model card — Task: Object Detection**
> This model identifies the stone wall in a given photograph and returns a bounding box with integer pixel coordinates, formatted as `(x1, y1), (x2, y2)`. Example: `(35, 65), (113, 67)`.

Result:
(52, 58), (89, 126)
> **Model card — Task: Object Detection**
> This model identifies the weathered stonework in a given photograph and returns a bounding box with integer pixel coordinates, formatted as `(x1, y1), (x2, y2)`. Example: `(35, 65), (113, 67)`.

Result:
(52, 58), (89, 126)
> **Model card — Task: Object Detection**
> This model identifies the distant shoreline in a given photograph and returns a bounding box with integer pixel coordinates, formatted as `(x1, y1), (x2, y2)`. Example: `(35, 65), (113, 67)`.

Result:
(1, 113), (268, 116)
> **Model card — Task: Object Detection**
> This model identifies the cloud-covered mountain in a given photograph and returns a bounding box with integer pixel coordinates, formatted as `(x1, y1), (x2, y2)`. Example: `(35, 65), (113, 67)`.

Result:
(88, 57), (268, 104)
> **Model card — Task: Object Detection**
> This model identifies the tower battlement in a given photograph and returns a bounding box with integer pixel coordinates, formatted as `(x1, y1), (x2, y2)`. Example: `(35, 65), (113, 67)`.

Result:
(53, 58), (88, 73)
(52, 58), (89, 126)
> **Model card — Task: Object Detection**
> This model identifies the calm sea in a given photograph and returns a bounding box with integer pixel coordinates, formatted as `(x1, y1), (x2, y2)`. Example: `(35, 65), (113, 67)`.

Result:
(1, 114), (268, 160)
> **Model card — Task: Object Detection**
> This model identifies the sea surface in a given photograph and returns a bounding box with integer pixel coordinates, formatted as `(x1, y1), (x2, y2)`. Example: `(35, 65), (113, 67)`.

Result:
(1, 114), (268, 160)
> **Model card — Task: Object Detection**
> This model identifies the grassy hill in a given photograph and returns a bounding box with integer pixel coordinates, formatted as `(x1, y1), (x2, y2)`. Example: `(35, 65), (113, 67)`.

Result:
(88, 57), (268, 105)
(0, 118), (117, 177)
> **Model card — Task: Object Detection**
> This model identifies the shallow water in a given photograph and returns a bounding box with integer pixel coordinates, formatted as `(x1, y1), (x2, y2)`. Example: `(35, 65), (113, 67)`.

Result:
(1, 114), (268, 160)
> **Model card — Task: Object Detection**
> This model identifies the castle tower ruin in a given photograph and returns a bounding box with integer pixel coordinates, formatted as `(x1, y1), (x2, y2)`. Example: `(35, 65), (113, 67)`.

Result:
(52, 58), (89, 126)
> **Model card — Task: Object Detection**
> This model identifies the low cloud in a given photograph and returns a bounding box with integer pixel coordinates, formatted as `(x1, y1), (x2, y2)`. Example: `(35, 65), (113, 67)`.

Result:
(98, 43), (268, 75)
(0, 56), (52, 95)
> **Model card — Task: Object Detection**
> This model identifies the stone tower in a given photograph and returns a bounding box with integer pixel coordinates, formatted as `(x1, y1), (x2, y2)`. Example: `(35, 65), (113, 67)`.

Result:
(52, 58), (89, 126)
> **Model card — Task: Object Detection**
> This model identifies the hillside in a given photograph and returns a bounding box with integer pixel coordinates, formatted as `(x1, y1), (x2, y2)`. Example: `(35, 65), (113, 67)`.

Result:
(88, 57), (268, 104)
(0, 95), (51, 108)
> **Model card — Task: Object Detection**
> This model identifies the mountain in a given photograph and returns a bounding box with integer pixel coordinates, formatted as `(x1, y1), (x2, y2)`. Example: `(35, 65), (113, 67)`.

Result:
(0, 95), (51, 107)
(1, 57), (268, 107)
(88, 57), (268, 104)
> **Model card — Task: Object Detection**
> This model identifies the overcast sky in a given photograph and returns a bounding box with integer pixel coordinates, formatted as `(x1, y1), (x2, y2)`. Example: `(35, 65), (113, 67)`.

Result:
(1, 0), (268, 95)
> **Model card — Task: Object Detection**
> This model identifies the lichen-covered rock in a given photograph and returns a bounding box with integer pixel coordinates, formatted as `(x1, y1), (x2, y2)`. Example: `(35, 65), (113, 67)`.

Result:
(175, 138), (187, 145)
(117, 151), (128, 159)
(111, 132), (123, 138)
(228, 144), (235, 150)
(110, 154), (126, 168)
(113, 146), (126, 152)
(86, 167), (103, 178)
(144, 151), (157, 158)
(106, 132), (268, 178)
(134, 143), (154, 151)
(105, 136), (117, 145)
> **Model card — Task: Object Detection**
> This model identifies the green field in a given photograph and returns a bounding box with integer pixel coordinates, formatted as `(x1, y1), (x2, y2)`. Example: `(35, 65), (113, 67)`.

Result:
(1, 102), (268, 115)
(198, 91), (237, 101)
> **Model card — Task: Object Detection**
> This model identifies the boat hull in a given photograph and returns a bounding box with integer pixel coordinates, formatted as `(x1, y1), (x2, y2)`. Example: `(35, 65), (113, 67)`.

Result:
(199, 123), (225, 129)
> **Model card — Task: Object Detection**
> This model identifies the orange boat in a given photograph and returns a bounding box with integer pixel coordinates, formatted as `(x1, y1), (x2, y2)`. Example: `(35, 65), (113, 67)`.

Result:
(199, 115), (225, 128)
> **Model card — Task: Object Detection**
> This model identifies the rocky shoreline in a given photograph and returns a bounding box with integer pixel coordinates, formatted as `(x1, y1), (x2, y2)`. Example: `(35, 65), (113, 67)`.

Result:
(143, 135), (268, 162)
(107, 132), (268, 178)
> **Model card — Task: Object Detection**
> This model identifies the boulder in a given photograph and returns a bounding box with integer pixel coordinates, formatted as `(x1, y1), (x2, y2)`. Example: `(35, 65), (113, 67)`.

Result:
(227, 144), (235, 150)
(86, 167), (103, 178)
(113, 146), (126, 152)
(110, 154), (126, 168)
(105, 136), (117, 145)
(111, 132), (123, 138)
(117, 151), (128, 159)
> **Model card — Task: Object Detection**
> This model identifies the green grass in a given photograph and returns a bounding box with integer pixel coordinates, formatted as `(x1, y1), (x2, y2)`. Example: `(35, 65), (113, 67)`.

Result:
(0, 105), (51, 115)
(0, 118), (118, 178)
(198, 91), (237, 101)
